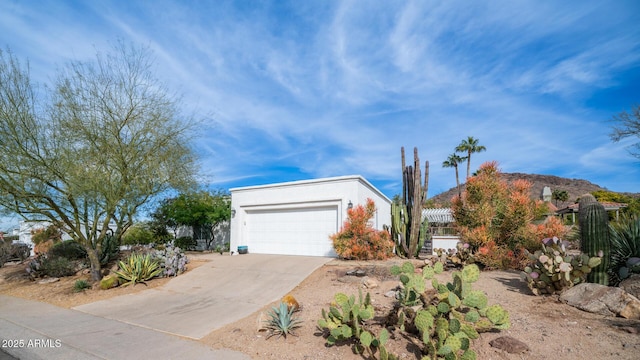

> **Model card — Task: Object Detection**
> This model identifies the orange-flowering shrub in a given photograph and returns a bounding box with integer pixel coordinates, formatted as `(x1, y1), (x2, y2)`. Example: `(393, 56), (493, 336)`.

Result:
(331, 198), (394, 260)
(532, 215), (569, 241)
(452, 161), (554, 270)
(476, 240), (529, 270)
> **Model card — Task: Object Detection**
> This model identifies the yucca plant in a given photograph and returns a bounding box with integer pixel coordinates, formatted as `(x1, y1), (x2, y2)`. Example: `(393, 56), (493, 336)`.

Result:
(264, 301), (302, 339)
(114, 253), (162, 287)
(609, 215), (640, 285)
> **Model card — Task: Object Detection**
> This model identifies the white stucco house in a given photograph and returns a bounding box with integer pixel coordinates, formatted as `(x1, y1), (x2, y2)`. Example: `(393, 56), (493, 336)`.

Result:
(230, 175), (391, 257)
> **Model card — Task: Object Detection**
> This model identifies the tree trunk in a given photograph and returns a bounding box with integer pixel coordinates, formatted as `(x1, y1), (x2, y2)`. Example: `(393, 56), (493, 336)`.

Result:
(455, 166), (461, 197)
(86, 248), (103, 282)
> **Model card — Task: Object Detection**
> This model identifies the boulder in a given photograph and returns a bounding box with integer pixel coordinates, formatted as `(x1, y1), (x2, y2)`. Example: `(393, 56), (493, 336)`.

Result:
(560, 283), (640, 319)
(619, 274), (640, 300)
(489, 336), (530, 354)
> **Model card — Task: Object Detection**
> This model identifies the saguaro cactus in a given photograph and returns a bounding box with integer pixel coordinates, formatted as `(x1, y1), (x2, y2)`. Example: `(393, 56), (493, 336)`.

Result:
(578, 194), (610, 285)
(392, 147), (430, 258)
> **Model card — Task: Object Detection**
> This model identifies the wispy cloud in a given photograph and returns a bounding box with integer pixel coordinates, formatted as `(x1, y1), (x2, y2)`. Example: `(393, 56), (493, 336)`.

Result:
(0, 0), (638, 222)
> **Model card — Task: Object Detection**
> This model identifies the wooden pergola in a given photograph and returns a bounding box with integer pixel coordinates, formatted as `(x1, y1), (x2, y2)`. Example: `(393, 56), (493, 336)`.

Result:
(556, 201), (628, 223)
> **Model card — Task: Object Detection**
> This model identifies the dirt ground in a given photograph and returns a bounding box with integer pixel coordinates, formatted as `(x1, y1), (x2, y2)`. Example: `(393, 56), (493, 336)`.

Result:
(2, 256), (639, 360)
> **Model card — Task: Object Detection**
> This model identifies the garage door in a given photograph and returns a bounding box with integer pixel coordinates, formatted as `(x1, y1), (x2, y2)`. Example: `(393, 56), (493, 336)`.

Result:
(245, 206), (338, 256)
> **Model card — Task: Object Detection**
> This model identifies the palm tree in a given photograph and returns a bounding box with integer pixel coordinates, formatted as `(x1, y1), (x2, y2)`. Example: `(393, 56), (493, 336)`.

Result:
(442, 153), (466, 196)
(456, 136), (486, 180)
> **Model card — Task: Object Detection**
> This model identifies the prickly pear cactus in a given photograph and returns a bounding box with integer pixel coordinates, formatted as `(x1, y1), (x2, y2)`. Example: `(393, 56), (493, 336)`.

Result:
(521, 236), (602, 295)
(317, 289), (374, 346)
(402, 263), (509, 359)
(391, 261), (443, 306)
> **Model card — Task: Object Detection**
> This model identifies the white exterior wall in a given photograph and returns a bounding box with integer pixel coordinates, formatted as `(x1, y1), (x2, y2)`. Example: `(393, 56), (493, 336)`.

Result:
(230, 175), (391, 257)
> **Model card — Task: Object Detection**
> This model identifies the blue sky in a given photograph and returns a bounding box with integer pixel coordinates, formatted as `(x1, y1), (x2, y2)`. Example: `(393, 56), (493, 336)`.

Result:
(1, 0), (639, 230)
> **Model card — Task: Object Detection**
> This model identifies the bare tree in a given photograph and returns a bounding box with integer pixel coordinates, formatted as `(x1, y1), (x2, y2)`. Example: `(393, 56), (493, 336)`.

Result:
(0, 43), (197, 280)
(610, 104), (640, 159)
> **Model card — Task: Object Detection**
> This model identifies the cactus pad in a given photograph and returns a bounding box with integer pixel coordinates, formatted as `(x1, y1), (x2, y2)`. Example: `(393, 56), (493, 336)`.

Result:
(434, 261), (444, 274)
(461, 264), (480, 282)
(414, 310), (434, 334)
(464, 310), (480, 323)
(401, 261), (415, 273)
(423, 265), (435, 279)
(444, 336), (462, 352)
(485, 305), (509, 327)
(462, 290), (488, 309)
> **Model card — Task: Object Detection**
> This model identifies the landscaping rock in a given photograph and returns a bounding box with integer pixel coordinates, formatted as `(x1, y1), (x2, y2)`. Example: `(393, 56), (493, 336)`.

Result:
(560, 283), (640, 319)
(489, 336), (530, 354)
(346, 269), (366, 277)
(362, 277), (378, 289)
(384, 290), (397, 298)
(619, 274), (640, 300)
(256, 312), (267, 332)
(37, 277), (59, 284)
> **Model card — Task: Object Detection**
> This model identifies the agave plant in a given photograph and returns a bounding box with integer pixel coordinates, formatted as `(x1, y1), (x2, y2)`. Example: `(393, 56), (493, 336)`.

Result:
(114, 253), (163, 287)
(609, 215), (640, 285)
(264, 301), (302, 339)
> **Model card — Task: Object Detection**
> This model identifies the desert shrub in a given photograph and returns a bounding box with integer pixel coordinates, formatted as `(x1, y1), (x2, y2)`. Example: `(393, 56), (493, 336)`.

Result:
(0, 240), (28, 266)
(608, 215), (640, 285)
(0, 241), (9, 267)
(40, 256), (79, 277)
(34, 239), (55, 256)
(31, 224), (62, 245)
(452, 162), (560, 269)
(174, 236), (197, 251)
(49, 240), (87, 260)
(153, 244), (188, 277)
(73, 279), (90, 292)
(331, 198), (393, 260)
(9, 243), (31, 262)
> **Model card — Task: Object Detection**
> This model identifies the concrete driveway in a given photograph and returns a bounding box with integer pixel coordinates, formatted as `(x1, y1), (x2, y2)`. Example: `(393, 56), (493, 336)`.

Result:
(73, 253), (331, 339)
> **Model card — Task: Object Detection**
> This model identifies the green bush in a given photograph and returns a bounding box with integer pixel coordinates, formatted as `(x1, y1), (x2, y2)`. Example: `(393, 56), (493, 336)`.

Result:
(49, 240), (87, 260)
(174, 236), (197, 251)
(121, 224), (155, 246)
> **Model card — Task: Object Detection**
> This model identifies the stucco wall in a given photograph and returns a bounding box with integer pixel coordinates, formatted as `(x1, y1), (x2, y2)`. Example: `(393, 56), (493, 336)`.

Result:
(230, 175), (391, 256)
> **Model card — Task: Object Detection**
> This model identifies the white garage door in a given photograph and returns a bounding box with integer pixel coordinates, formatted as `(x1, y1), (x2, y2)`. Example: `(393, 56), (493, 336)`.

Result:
(246, 206), (338, 256)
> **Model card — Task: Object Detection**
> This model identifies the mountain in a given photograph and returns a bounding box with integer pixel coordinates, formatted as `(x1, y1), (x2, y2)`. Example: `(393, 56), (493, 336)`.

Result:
(428, 173), (638, 207)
